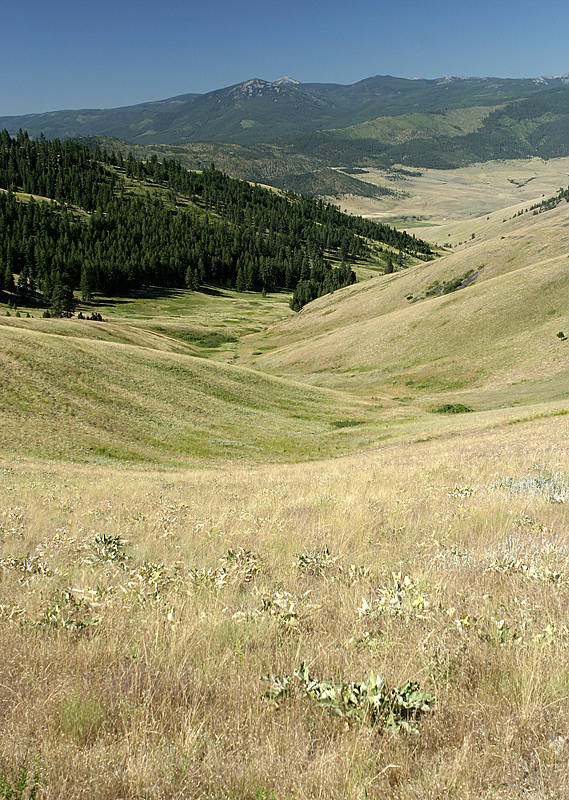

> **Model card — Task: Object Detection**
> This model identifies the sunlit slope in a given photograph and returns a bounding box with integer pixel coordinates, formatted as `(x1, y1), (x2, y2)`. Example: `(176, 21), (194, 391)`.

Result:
(330, 106), (496, 143)
(246, 200), (569, 353)
(252, 198), (569, 348)
(0, 316), (201, 356)
(0, 326), (379, 465)
(416, 194), (569, 248)
(248, 207), (569, 408)
(0, 286), (294, 362)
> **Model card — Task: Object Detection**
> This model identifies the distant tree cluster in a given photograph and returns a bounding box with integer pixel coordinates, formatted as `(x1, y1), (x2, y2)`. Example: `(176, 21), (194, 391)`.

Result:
(530, 186), (569, 214)
(0, 130), (432, 313)
(289, 258), (355, 311)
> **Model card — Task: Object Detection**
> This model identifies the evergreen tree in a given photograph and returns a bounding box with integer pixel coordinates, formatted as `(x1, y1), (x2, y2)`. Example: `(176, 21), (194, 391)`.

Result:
(0, 129), (433, 312)
(80, 264), (94, 301)
(4, 262), (14, 294)
(235, 267), (245, 292)
(50, 277), (75, 316)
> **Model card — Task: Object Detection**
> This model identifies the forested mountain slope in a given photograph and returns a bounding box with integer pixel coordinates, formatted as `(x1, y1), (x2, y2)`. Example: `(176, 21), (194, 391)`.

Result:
(4, 75), (569, 199)
(0, 75), (555, 145)
(0, 131), (432, 314)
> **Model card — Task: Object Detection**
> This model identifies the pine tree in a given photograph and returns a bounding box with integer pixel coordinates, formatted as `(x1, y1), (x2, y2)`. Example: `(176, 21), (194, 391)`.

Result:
(4, 262), (14, 294)
(17, 265), (29, 301)
(80, 264), (94, 301)
(50, 277), (75, 316)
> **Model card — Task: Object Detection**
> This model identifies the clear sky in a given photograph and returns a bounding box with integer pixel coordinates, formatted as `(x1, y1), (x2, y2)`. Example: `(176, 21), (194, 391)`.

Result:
(2, 0), (568, 115)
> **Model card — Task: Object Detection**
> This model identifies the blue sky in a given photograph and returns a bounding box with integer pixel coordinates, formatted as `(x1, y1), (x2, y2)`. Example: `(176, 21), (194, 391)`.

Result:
(2, 0), (569, 115)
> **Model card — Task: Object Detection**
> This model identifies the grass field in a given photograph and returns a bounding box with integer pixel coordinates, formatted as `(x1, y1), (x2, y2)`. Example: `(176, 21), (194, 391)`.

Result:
(2, 416), (569, 798)
(2, 176), (569, 798)
(245, 199), (569, 417)
(330, 105), (496, 144)
(333, 155), (569, 223)
(0, 321), (391, 466)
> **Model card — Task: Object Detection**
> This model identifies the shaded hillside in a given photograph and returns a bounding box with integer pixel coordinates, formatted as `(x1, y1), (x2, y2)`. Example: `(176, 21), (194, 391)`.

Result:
(78, 136), (395, 199)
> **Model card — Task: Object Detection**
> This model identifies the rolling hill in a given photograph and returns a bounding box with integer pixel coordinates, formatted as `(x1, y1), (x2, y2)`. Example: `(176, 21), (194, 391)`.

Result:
(3, 144), (569, 800)
(0, 320), (383, 465)
(243, 190), (569, 415)
(2, 175), (568, 467)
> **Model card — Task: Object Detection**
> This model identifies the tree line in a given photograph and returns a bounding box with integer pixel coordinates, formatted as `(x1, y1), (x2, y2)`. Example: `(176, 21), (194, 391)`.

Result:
(0, 130), (432, 314)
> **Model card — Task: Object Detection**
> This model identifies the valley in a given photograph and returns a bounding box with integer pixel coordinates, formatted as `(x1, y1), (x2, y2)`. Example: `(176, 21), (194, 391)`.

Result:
(1, 115), (569, 797)
(333, 155), (569, 223)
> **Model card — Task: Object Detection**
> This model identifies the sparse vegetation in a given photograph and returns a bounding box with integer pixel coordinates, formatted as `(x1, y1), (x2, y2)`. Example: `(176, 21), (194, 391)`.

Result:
(407, 268), (480, 303)
(2, 417), (569, 797)
(531, 185), (569, 214)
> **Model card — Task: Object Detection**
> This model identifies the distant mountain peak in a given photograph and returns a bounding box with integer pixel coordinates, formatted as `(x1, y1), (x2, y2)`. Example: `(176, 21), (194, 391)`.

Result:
(436, 75), (476, 85)
(229, 76), (302, 99)
(273, 76), (300, 86)
(541, 72), (569, 83)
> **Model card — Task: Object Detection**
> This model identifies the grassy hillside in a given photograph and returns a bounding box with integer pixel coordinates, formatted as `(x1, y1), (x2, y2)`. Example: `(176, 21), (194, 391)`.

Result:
(4, 155), (569, 799)
(0, 322), (386, 466)
(330, 106), (497, 143)
(2, 414), (569, 798)
(245, 195), (569, 415)
(2, 186), (568, 469)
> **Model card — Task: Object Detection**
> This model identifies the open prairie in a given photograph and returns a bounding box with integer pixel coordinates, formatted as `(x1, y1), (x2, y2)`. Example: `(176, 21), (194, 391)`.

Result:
(1, 177), (569, 799)
(2, 415), (569, 799)
(334, 156), (569, 225)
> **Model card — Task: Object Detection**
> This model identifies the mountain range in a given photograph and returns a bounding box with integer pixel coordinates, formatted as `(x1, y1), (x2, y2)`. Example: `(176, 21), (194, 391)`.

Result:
(2, 73), (568, 145)
(3, 73), (569, 198)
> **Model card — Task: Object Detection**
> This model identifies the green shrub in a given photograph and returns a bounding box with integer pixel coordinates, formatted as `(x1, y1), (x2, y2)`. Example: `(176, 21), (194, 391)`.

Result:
(432, 403), (473, 414)
(0, 762), (41, 800)
(263, 662), (434, 732)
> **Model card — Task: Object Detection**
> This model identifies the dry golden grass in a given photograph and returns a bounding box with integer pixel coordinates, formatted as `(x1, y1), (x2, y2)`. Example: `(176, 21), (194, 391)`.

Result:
(2, 414), (569, 798)
(0, 314), (200, 356)
(3, 157), (569, 799)
(244, 201), (569, 414)
(334, 156), (569, 223)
